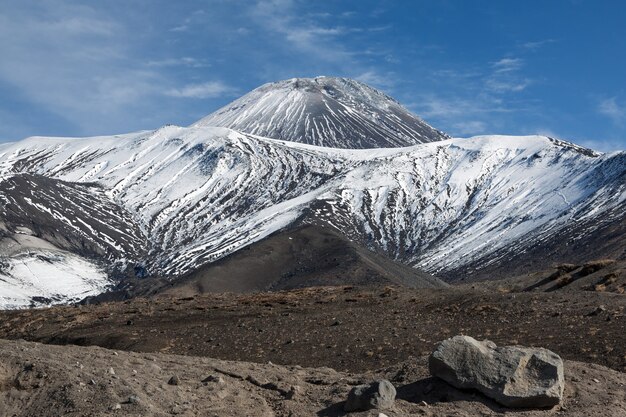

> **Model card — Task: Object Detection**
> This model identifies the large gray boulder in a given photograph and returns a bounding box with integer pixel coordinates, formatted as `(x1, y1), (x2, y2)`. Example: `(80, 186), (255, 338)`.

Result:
(344, 380), (396, 412)
(429, 335), (564, 408)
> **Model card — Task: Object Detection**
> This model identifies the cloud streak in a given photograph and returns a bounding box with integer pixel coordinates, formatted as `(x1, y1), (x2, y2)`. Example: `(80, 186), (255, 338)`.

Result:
(492, 58), (523, 73)
(520, 39), (557, 50)
(598, 97), (625, 125)
(147, 57), (210, 68)
(0, 1), (237, 137)
(166, 82), (236, 99)
(409, 55), (535, 137)
(249, 0), (353, 64)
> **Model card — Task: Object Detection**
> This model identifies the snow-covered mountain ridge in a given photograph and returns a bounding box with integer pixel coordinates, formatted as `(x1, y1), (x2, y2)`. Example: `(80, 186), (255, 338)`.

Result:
(1, 126), (624, 290)
(193, 77), (448, 148)
(1, 76), (625, 308)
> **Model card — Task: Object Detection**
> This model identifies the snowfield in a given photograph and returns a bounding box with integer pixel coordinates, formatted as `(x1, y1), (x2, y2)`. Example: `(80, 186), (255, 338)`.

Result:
(0, 249), (110, 309)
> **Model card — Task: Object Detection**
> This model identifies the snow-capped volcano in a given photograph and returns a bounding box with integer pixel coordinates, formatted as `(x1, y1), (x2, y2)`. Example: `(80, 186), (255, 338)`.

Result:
(1, 78), (625, 308)
(193, 76), (448, 148)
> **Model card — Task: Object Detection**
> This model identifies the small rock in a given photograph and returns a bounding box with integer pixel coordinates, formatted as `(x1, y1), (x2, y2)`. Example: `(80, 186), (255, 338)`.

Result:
(108, 367), (115, 375)
(168, 375), (180, 385)
(429, 335), (564, 408)
(127, 395), (140, 404)
(593, 378), (600, 383)
(344, 379), (396, 412)
(89, 379), (96, 385)
(202, 375), (225, 384)
(287, 384), (301, 399)
(419, 400), (428, 407)
(588, 305), (607, 316)
(378, 414), (389, 417)
(109, 403), (121, 411)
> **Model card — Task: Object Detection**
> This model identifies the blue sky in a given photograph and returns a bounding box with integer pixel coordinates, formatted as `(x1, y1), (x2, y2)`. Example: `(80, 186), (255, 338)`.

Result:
(0, 1), (625, 151)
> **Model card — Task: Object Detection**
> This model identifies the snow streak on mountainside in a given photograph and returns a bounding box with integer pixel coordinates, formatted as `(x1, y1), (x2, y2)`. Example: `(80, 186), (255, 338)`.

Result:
(323, 137), (625, 276)
(1, 127), (624, 287)
(193, 77), (448, 148)
(0, 127), (349, 277)
(0, 173), (146, 265)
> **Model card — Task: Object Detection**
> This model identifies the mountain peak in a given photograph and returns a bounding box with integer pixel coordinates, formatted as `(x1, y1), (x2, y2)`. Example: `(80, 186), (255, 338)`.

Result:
(193, 76), (448, 149)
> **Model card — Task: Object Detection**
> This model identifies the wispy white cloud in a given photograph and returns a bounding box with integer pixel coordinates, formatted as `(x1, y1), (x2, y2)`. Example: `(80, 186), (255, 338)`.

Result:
(521, 39), (557, 50)
(0, 3), (157, 129)
(355, 71), (395, 89)
(166, 81), (236, 99)
(452, 120), (487, 135)
(169, 25), (189, 32)
(535, 128), (624, 152)
(492, 57), (523, 73)
(147, 57), (210, 68)
(411, 54), (535, 136)
(0, 2), (232, 137)
(598, 97), (625, 125)
(412, 95), (513, 120)
(248, 0), (387, 76)
(535, 128), (561, 138)
(577, 138), (625, 152)
(485, 57), (531, 93)
(250, 0), (352, 64)
(168, 8), (207, 33)
(485, 78), (532, 93)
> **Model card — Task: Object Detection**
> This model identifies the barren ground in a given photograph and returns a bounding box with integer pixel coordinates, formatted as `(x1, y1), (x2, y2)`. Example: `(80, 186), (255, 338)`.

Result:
(0, 261), (625, 416)
(1, 339), (625, 416)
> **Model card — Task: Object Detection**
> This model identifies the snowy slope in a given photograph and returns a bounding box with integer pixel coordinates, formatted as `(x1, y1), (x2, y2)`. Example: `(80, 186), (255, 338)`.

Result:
(1, 127), (624, 289)
(193, 77), (448, 148)
(0, 249), (110, 309)
(0, 127), (349, 278)
(0, 173), (146, 266)
(322, 136), (625, 275)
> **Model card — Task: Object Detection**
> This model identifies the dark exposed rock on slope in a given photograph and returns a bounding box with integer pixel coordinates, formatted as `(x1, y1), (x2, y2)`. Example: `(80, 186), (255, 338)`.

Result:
(0, 173), (147, 270)
(160, 224), (446, 297)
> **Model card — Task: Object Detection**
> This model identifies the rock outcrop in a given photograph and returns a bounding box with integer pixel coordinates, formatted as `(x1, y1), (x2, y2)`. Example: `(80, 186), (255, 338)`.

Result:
(429, 335), (564, 408)
(344, 379), (396, 412)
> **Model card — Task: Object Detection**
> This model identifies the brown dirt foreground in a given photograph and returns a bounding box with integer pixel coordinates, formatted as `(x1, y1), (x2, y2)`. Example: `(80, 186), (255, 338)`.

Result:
(1, 338), (625, 417)
(1, 285), (624, 373)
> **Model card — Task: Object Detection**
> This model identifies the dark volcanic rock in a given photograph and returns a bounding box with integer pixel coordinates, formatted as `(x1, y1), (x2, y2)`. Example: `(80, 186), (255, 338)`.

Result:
(0, 173), (147, 273)
(162, 224), (445, 296)
(429, 335), (564, 408)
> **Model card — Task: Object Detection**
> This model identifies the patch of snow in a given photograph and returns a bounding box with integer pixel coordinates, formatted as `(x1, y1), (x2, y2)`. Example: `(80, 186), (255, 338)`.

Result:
(0, 250), (110, 309)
